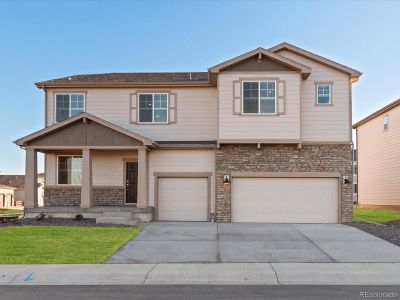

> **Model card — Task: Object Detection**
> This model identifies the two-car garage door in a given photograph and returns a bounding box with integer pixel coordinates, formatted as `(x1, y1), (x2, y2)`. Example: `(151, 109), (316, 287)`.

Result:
(232, 177), (339, 223)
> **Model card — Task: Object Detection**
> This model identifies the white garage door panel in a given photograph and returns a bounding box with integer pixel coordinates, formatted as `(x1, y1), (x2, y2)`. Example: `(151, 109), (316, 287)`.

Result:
(158, 178), (208, 221)
(232, 178), (338, 223)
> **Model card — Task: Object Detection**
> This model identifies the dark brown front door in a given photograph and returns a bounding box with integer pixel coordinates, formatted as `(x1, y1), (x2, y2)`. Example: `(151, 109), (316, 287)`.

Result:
(125, 162), (138, 204)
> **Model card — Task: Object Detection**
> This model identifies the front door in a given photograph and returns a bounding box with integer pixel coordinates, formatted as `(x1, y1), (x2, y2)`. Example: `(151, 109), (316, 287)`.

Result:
(125, 162), (138, 204)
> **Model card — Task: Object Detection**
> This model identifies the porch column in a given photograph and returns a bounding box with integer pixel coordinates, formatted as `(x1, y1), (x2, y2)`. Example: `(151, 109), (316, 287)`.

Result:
(80, 148), (93, 208)
(137, 147), (148, 208)
(25, 148), (38, 208)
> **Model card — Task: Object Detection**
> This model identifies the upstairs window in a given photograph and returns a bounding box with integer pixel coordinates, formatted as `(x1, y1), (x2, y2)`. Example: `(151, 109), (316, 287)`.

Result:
(383, 115), (389, 131)
(55, 93), (85, 122)
(138, 93), (168, 123)
(57, 156), (82, 185)
(242, 81), (276, 114)
(316, 84), (331, 105)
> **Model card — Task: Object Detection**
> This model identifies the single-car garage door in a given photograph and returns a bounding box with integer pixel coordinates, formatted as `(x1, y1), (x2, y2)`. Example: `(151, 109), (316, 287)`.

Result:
(232, 177), (338, 223)
(158, 177), (208, 221)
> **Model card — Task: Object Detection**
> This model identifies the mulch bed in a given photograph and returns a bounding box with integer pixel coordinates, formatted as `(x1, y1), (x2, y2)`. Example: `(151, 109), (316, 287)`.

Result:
(0, 217), (133, 228)
(348, 221), (400, 247)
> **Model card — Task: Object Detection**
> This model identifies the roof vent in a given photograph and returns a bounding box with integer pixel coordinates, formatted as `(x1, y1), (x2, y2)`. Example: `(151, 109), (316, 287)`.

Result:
(189, 72), (192, 80)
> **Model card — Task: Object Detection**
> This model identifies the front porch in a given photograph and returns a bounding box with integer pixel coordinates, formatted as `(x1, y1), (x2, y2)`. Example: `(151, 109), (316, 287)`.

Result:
(15, 113), (157, 223)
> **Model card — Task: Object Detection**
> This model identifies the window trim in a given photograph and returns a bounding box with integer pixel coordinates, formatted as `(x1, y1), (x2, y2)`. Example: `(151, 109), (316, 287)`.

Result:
(315, 83), (333, 105)
(56, 155), (83, 186)
(383, 115), (389, 131)
(54, 92), (86, 123)
(137, 93), (169, 124)
(241, 80), (277, 115)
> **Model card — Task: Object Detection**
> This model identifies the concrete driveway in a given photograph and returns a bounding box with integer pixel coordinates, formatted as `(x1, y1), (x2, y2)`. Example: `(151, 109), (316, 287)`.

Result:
(106, 222), (400, 264)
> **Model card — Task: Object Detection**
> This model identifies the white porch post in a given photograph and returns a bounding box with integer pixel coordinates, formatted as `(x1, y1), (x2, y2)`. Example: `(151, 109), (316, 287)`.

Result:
(25, 148), (38, 208)
(137, 147), (148, 208)
(81, 148), (93, 208)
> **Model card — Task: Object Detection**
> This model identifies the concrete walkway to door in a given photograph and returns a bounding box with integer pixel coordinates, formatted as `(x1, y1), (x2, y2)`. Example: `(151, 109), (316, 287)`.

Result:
(106, 222), (400, 264)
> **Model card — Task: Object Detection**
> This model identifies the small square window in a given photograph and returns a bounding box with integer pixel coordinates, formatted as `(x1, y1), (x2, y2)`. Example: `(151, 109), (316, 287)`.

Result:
(383, 115), (389, 131)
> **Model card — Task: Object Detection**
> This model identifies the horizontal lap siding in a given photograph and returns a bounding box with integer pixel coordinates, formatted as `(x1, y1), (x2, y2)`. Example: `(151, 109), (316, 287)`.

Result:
(46, 88), (218, 141)
(218, 72), (301, 140)
(45, 150), (137, 186)
(357, 105), (400, 205)
(148, 149), (215, 211)
(276, 50), (350, 142)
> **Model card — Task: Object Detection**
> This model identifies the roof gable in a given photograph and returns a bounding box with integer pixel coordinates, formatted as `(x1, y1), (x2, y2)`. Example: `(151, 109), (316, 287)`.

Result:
(268, 42), (362, 79)
(15, 113), (155, 147)
(208, 47), (312, 79)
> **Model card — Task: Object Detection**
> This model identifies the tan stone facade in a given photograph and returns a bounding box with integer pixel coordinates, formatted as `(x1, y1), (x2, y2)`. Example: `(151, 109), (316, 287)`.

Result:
(215, 144), (353, 223)
(44, 187), (125, 206)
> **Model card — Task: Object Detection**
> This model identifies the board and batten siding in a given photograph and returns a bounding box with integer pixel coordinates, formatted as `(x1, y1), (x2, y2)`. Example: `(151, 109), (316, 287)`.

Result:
(218, 72), (301, 140)
(46, 87), (218, 141)
(148, 149), (215, 211)
(45, 150), (137, 186)
(357, 105), (400, 205)
(276, 50), (351, 142)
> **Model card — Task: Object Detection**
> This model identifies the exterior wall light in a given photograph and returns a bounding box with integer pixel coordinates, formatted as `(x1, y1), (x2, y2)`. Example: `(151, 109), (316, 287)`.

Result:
(223, 175), (230, 184)
(342, 175), (350, 185)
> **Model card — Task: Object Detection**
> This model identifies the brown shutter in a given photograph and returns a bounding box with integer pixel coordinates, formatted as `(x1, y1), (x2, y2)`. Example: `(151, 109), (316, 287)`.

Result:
(277, 80), (286, 114)
(169, 93), (177, 124)
(130, 93), (137, 123)
(233, 81), (241, 115)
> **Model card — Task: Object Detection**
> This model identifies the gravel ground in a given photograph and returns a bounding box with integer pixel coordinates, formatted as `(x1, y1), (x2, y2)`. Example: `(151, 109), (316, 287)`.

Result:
(0, 217), (134, 228)
(348, 221), (400, 247)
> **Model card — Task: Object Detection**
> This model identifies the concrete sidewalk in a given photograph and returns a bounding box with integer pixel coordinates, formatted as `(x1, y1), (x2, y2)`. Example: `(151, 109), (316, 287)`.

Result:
(1, 263), (400, 285)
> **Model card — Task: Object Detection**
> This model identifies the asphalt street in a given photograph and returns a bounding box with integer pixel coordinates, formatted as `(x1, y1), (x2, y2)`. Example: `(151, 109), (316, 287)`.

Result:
(1, 285), (399, 300)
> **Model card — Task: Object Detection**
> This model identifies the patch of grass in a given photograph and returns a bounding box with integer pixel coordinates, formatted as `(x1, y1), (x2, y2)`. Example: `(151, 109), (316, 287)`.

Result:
(0, 226), (140, 264)
(0, 209), (23, 214)
(353, 205), (400, 223)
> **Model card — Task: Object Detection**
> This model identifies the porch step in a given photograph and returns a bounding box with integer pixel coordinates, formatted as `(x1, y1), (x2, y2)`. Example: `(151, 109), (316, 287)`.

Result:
(102, 212), (133, 218)
(96, 216), (139, 226)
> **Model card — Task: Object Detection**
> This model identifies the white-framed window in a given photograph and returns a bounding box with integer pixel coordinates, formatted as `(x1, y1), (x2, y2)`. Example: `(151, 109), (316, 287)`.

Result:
(138, 93), (168, 123)
(57, 155), (82, 185)
(383, 115), (389, 131)
(55, 93), (85, 122)
(242, 81), (276, 114)
(316, 84), (331, 105)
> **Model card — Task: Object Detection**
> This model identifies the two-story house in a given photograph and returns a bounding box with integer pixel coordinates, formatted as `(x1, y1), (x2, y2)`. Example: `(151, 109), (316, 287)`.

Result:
(15, 42), (361, 224)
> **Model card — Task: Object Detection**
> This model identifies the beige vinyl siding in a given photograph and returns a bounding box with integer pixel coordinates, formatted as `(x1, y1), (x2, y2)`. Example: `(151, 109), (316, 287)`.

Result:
(218, 72), (301, 140)
(276, 50), (351, 142)
(46, 88), (218, 141)
(357, 105), (400, 205)
(45, 150), (137, 186)
(148, 149), (215, 211)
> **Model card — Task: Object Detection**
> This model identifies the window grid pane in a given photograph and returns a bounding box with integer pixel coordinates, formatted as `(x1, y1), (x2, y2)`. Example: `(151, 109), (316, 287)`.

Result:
(56, 94), (84, 122)
(139, 93), (168, 123)
(58, 156), (82, 185)
(243, 81), (276, 114)
(317, 85), (331, 104)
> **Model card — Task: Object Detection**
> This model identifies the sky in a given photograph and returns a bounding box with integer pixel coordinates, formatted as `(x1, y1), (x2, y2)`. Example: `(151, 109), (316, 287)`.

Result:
(0, 0), (399, 174)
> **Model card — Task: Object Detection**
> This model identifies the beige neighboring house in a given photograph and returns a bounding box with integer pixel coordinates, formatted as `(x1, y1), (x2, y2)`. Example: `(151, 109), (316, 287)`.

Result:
(0, 174), (44, 208)
(15, 42), (361, 224)
(353, 98), (400, 207)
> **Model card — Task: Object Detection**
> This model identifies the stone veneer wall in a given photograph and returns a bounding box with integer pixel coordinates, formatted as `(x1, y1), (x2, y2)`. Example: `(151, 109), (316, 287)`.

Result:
(215, 144), (352, 223)
(44, 188), (81, 206)
(44, 187), (125, 206)
(93, 187), (125, 206)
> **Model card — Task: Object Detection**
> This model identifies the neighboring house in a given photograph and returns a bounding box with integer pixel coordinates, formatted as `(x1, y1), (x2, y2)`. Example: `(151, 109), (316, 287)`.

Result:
(353, 98), (400, 207)
(0, 184), (16, 208)
(0, 174), (44, 207)
(15, 42), (361, 224)
(352, 149), (358, 202)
